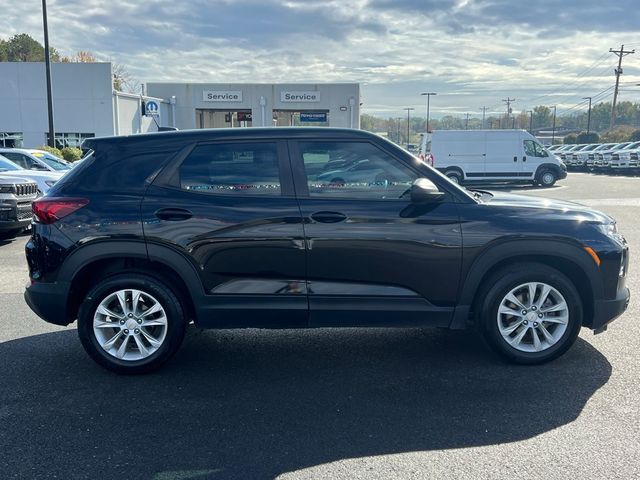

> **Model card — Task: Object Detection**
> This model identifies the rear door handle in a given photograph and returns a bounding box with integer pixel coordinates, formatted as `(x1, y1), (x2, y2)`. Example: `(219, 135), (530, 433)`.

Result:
(522, 156), (527, 162)
(513, 156), (518, 162)
(310, 211), (347, 223)
(155, 208), (193, 221)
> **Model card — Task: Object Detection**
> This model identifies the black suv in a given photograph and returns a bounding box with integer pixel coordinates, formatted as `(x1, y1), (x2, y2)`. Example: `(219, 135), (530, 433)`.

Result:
(24, 128), (630, 373)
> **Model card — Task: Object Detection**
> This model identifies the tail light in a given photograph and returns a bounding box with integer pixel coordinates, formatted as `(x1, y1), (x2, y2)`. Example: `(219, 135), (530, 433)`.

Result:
(427, 153), (434, 166)
(419, 153), (425, 161)
(32, 197), (89, 224)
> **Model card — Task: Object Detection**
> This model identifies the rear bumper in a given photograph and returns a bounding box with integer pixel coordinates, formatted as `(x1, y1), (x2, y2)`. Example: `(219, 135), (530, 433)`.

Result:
(591, 286), (630, 332)
(24, 280), (72, 326)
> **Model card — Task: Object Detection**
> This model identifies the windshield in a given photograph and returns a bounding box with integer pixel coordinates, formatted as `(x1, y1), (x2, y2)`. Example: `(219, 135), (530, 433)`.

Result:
(31, 152), (71, 171)
(0, 156), (22, 172)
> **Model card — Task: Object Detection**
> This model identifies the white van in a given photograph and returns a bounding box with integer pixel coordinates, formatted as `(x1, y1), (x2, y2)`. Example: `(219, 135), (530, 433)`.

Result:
(419, 130), (567, 187)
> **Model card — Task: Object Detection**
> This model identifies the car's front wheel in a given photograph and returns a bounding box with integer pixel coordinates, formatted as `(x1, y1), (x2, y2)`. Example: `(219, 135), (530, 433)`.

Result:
(537, 170), (557, 187)
(479, 263), (582, 364)
(77, 273), (187, 374)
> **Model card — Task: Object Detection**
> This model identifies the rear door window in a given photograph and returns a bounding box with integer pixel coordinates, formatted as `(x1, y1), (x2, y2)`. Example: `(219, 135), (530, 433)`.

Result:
(179, 142), (282, 195)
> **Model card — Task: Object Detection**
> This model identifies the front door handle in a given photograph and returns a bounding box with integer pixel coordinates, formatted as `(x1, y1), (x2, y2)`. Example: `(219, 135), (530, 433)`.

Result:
(310, 211), (347, 223)
(513, 156), (518, 162)
(155, 208), (193, 221)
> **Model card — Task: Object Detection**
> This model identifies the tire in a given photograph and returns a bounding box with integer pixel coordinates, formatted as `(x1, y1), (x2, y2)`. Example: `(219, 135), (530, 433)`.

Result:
(537, 169), (557, 187)
(0, 229), (21, 240)
(444, 169), (463, 184)
(77, 273), (187, 374)
(478, 263), (582, 365)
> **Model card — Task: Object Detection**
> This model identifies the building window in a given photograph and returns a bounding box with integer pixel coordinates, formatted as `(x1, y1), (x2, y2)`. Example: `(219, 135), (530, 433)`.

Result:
(46, 132), (95, 149)
(0, 133), (24, 148)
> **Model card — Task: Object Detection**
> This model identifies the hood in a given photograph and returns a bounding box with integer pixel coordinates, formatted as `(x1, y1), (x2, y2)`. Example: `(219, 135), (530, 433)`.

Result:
(0, 170), (64, 180)
(0, 175), (36, 185)
(480, 190), (613, 224)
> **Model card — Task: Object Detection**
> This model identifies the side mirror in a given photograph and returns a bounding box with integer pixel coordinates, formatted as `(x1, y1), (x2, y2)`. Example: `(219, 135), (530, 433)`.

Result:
(410, 178), (445, 203)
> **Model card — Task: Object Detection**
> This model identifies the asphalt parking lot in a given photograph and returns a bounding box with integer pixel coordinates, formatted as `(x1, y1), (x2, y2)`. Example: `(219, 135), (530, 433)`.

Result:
(0, 172), (638, 480)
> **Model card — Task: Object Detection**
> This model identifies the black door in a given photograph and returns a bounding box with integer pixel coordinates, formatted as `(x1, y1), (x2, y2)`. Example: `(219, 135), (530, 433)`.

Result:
(141, 139), (308, 328)
(290, 138), (462, 327)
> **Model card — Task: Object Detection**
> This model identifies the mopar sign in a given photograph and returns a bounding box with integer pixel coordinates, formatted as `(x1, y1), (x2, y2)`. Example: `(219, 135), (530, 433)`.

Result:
(300, 112), (327, 122)
(145, 100), (160, 117)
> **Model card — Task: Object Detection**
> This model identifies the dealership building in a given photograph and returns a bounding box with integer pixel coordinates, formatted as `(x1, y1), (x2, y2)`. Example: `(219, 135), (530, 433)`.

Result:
(0, 62), (360, 148)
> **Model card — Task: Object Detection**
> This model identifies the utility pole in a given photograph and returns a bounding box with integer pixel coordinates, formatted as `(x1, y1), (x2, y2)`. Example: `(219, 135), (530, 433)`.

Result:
(551, 105), (557, 144)
(583, 96), (592, 134)
(420, 92), (437, 133)
(609, 44), (635, 129)
(404, 108), (414, 146)
(396, 117), (402, 144)
(42, 0), (55, 148)
(465, 113), (470, 130)
(480, 106), (487, 129)
(528, 110), (533, 134)
(502, 98), (515, 129)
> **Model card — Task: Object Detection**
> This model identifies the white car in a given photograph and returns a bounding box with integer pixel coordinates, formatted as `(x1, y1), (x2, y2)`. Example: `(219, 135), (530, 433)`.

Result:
(0, 155), (64, 194)
(610, 141), (640, 171)
(0, 148), (71, 173)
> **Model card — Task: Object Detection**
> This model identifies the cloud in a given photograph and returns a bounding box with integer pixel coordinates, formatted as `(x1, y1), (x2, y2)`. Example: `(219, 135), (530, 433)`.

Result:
(0, 0), (638, 117)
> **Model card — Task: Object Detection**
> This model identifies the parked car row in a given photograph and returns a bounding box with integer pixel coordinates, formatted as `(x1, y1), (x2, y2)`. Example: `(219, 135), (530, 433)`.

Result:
(0, 148), (71, 239)
(550, 141), (640, 174)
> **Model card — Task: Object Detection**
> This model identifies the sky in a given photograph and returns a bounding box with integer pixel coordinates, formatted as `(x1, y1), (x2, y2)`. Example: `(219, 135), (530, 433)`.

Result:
(3, 0), (640, 119)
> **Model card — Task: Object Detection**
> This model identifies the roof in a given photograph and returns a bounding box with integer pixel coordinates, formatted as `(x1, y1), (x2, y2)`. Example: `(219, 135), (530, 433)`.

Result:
(83, 127), (377, 149)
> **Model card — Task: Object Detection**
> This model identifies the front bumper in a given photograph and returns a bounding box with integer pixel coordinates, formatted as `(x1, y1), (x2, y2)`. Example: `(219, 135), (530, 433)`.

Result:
(0, 200), (32, 231)
(24, 280), (72, 326)
(592, 287), (630, 332)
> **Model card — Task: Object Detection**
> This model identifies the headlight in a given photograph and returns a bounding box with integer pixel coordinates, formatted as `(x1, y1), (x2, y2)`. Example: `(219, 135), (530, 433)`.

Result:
(599, 222), (625, 245)
(45, 180), (56, 187)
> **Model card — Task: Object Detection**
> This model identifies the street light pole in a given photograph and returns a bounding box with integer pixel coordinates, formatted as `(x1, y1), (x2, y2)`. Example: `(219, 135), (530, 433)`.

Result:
(420, 92), (437, 133)
(404, 108), (414, 146)
(583, 96), (592, 134)
(528, 110), (533, 134)
(551, 105), (557, 144)
(42, 0), (55, 148)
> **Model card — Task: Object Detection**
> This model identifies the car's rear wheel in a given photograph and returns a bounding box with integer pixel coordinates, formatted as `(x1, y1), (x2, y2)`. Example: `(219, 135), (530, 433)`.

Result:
(0, 229), (21, 240)
(478, 263), (582, 364)
(77, 273), (187, 374)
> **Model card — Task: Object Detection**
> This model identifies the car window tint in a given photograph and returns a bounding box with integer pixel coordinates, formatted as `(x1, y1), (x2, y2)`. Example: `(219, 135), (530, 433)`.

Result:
(299, 141), (417, 199)
(180, 142), (281, 195)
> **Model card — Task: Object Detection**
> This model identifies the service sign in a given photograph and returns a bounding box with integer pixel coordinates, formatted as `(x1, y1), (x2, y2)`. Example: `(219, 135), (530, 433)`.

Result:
(203, 91), (243, 102)
(280, 91), (320, 102)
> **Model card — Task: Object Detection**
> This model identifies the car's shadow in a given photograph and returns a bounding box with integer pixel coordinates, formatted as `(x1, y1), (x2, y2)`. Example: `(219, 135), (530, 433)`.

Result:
(0, 327), (610, 479)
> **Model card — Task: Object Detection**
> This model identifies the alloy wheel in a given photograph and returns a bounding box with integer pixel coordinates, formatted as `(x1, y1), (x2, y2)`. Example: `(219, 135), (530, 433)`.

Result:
(496, 282), (569, 353)
(93, 289), (168, 361)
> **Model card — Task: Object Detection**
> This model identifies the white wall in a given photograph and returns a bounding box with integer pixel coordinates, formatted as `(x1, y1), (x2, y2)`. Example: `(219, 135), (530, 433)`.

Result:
(0, 62), (114, 147)
(146, 83), (360, 129)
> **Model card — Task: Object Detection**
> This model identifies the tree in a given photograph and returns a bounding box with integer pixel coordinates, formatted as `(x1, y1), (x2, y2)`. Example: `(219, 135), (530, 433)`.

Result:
(60, 50), (97, 63)
(576, 132), (599, 144)
(112, 62), (141, 93)
(629, 130), (640, 142)
(532, 106), (552, 130)
(0, 39), (7, 61)
(3, 33), (60, 62)
(600, 125), (635, 143)
(563, 134), (577, 144)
